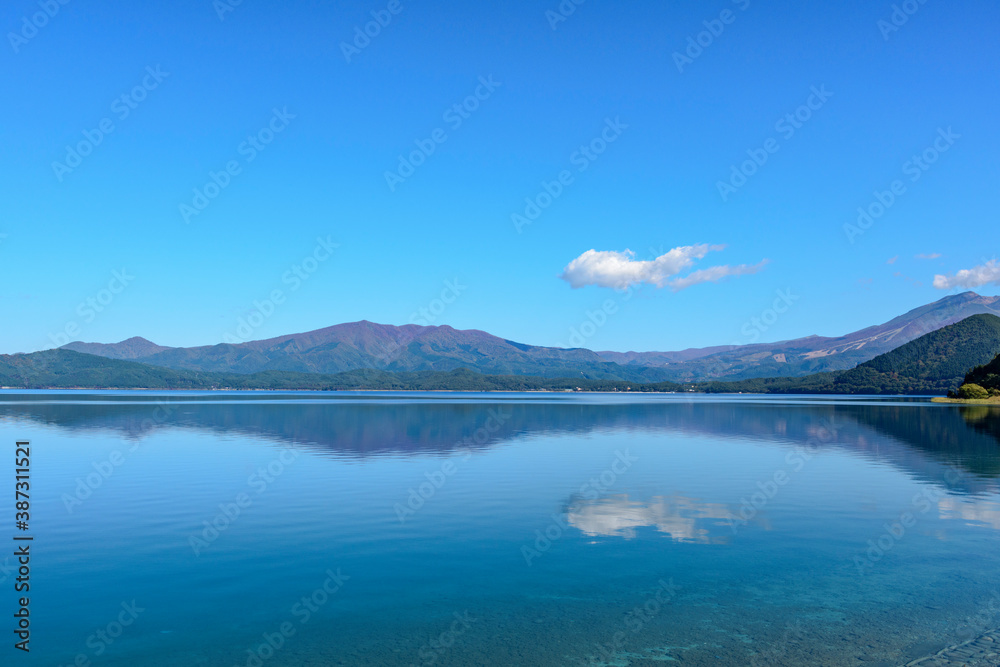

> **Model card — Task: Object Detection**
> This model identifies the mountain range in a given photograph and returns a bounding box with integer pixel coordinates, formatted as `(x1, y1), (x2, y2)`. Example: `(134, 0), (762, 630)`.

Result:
(62, 291), (1000, 383)
(599, 291), (1000, 380)
(6, 312), (1000, 394)
(696, 313), (1000, 395)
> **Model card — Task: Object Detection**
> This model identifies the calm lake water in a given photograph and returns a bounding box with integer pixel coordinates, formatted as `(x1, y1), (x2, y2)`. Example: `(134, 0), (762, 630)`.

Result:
(2, 392), (1000, 666)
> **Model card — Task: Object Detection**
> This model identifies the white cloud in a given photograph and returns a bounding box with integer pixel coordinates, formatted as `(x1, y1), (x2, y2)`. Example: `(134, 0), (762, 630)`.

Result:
(668, 260), (769, 292)
(886, 256), (898, 265)
(933, 260), (1000, 290)
(559, 244), (765, 291)
(916, 253), (942, 260)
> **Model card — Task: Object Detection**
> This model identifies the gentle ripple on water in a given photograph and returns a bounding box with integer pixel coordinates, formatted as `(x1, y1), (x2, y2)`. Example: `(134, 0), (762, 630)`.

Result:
(1, 391), (998, 666)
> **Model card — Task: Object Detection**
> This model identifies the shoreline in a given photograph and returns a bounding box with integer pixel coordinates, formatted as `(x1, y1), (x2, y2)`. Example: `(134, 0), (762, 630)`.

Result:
(931, 397), (1000, 405)
(0, 386), (950, 397)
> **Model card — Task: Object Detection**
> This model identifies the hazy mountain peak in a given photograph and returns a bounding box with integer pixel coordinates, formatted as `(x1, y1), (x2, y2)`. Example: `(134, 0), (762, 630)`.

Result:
(62, 336), (172, 360)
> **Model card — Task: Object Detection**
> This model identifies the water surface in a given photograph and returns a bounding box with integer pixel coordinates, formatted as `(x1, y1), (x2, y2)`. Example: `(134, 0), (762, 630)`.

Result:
(2, 392), (999, 666)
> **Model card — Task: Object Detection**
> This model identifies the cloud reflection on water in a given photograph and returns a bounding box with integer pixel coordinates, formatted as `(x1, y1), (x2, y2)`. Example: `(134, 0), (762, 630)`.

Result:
(566, 494), (735, 544)
(939, 496), (1000, 531)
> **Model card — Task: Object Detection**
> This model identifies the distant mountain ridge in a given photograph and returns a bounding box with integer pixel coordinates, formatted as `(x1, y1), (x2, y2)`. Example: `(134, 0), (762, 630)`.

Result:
(0, 349), (673, 392)
(67, 321), (672, 382)
(695, 313), (1000, 395)
(65, 336), (173, 360)
(827, 313), (1000, 394)
(60, 292), (1000, 382)
(599, 291), (1000, 380)
(10, 312), (1000, 395)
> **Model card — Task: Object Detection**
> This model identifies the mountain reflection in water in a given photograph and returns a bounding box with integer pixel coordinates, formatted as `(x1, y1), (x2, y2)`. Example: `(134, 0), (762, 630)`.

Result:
(1, 393), (997, 489)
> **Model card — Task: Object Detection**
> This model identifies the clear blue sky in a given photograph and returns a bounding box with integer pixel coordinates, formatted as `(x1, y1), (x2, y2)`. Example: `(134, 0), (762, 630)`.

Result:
(2, 0), (998, 354)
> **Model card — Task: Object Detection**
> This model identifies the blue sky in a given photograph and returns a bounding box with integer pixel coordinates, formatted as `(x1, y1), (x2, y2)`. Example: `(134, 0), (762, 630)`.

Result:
(2, 0), (998, 354)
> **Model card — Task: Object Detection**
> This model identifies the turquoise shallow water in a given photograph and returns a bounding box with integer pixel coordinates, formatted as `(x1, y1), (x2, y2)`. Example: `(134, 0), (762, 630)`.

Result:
(2, 392), (999, 666)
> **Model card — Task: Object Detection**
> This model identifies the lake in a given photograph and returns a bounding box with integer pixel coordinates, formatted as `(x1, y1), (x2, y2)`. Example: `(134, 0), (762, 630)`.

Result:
(2, 392), (1000, 666)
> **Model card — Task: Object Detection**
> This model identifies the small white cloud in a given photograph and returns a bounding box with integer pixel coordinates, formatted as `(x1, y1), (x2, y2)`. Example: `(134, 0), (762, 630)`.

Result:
(886, 256), (898, 265)
(916, 253), (942, 260)
(560, 244), (720, 289)
(933, 260), (1000, 290)
(560, 244), (765, 291)
(668, 260), (769, 292)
